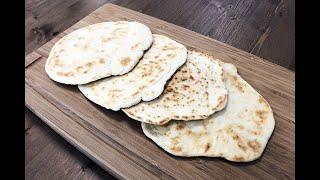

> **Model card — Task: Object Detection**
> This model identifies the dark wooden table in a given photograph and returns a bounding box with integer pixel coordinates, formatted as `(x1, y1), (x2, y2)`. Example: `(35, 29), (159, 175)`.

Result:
(25, 0), (295, 179)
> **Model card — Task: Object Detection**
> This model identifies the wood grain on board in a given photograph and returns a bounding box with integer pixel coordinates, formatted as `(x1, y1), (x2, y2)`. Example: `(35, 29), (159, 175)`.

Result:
(25, 107), (113, 179)
(25, 3), (294, 179)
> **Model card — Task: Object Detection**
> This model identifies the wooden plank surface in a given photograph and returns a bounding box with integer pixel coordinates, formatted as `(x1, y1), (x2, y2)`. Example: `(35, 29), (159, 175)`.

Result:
(25, 108), (113, 179)
(25, 3), (294, 179)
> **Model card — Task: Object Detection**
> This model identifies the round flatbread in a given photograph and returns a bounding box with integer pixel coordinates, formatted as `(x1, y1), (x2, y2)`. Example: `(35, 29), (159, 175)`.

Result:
(45, 21), (152, 84)
(123, 50), (228, 125)
(78, 34), (187, 111)
(142, 62), (275, 162)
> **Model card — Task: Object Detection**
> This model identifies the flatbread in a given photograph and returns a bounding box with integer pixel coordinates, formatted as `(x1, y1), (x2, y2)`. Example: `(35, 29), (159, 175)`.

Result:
(45, 21), (152, 84)
(123, 50), (228, 125)
(78, 34), (187, 111)
(142, 62), (275, 162)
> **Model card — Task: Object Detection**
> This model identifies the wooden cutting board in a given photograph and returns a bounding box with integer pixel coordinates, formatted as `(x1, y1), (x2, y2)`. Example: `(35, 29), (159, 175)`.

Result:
(25, 3), (295, 179)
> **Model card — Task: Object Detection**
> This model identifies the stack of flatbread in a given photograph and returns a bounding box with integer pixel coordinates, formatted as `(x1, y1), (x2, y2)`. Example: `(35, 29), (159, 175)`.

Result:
(45, 21), (275, 162)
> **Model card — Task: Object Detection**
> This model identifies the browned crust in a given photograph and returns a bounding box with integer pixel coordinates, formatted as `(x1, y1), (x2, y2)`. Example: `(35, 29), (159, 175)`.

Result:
(232, 156), (245, 161)
(120, 57), (131, 66)
(170, 146), (182, 152)
(204, 143), (211, 153)
(57, 71), (74, 77)
(248, 140), (261, 152)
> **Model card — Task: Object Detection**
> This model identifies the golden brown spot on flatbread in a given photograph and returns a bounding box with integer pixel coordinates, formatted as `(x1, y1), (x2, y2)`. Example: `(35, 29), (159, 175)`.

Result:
(171, 137), (179, 145)
(159, 59), (165, 62)
(258, 96), (265, 104)
(85, 62), (93, 68)
(99, 59), (105, 64)
(259, 118), (266, 124)
(164, 86), (173, 92)
(120, 57), (131, 66)
(53, 59), (65, 67)
(226, 125), (235, 135)
(232, 134), (239, 140)
(230, 75), (245, 93)
(181, 78), (188, 81)
(102, 36), (112, 42)
(256, 110), (268, 119)
(57, 71), (74, 77)
(167, 54), (176, 58)
(162, 45), (178, 51)
(154, 55), (159, 59)
(238, 142), (247, 151)
(76, 66), (84, 72)
(233, 156), (245, 161)
(258, 96), (270, 108)
(139, 85), (146, 90)
(182, 85), (190, 90)
(132, 91), (139, 96)
(175, 124), (185, 130)
(250, 130), (260, 135)
(196, 68), (201, 74)
(189, 75), (194, 80)
(204, 143), (211, 153)
(173, 115), (179, 119)
(186, 130), (193, 135)
(131, 43), (139, 51)
(110, 89), (121, 92)
(83, 44), (89, 49)
(236, 84), (244, 92)
(56, 72), (64, 76)
(170, 146), (182, 152)
(248, 140), (261, 152)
